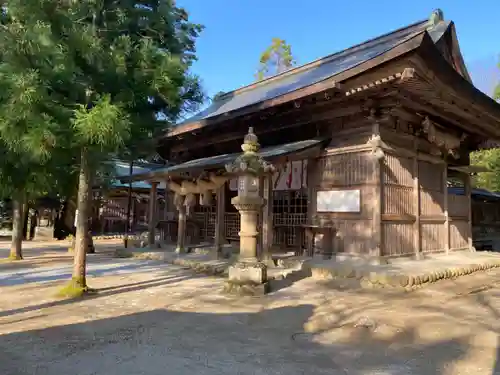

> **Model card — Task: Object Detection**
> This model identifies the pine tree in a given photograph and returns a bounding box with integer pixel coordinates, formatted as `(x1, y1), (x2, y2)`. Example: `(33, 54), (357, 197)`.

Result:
(0, 0), (204, 295)
(256, 38), (296, 81)
(0, 26), (60, 259)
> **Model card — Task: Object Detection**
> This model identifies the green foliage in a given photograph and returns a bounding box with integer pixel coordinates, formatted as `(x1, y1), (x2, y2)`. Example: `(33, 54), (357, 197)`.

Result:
(212, 91), (227, 102)
(0, 0), (205, 196)
(72, 95), (130, 150)
(256, 38), (296, 81)
(470, 148), (500, 192)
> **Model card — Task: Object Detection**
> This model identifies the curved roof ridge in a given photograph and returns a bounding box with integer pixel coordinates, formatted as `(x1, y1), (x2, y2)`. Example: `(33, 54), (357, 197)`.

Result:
(215, 19), (429, 100)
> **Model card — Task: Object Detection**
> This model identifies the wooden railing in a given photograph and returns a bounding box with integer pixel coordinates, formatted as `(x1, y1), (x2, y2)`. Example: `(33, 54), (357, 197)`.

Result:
(157, 212), (307, 251)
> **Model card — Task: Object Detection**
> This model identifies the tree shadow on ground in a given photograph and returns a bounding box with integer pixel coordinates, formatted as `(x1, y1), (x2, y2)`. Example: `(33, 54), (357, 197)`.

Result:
(0, 304), (472, 375)
(0, 259), (170, 287)
(408, 287), (500, 375)
(0, 269), (205, 318)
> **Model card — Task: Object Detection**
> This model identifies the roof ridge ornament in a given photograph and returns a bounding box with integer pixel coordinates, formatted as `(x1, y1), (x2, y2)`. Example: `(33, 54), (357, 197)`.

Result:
(428, 9), (444, 27)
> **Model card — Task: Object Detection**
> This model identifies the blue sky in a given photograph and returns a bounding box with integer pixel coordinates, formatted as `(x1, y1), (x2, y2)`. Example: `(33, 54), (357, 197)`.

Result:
(177, 0), (499, 99)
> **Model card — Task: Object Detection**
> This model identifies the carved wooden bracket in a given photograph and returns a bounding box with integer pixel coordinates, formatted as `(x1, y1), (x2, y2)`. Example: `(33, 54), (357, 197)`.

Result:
(367, 135), (385, 160)
(421, 117), (464, 159)
(173, 193), (185, 210)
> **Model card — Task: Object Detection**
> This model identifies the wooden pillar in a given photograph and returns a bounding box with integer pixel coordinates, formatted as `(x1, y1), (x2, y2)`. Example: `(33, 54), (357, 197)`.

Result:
(163, 192), (168, 220)
(371, 120), (383, 258)
(443, 164), (450, 254)
(176, 204), (187, 253)
(413, 140), (421, 259)
(306, 158), (318, 256)
(214, 183), (226, 258)
(130, 197), (136, 231)
(148, 181), (158, 247)
(261, 174), (273, 261)
(465, 172), (474, 252)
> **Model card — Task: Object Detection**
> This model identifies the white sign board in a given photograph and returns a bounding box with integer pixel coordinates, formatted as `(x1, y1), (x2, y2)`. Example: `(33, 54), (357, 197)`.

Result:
(316, 189), (361, 213)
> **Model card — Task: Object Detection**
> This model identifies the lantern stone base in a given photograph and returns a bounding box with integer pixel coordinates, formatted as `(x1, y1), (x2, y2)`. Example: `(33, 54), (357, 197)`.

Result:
(223, 261), (270, 296)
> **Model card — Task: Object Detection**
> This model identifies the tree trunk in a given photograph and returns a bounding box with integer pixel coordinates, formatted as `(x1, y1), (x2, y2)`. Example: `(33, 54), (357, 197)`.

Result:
(9, 195), (25, 260)
(71, 148), (91, 291)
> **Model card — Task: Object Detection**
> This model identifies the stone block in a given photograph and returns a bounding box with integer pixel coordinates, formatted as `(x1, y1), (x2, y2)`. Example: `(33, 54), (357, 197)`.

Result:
(34, 226), (55, 241)
(223, 280), (270, 296)
(228, 262), (267, 284)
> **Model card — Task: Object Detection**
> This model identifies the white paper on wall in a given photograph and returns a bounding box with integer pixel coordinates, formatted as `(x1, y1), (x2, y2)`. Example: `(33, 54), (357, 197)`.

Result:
(316, 189), (361, 213)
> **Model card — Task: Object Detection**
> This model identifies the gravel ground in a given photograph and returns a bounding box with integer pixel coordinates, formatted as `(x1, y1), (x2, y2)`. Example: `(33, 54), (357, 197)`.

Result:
(1, 240), (500, 374)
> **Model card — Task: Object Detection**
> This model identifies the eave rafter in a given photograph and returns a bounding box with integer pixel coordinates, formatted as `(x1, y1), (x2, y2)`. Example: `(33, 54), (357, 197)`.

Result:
(395, 62), (500, 139)
(344, 68), (416, 97)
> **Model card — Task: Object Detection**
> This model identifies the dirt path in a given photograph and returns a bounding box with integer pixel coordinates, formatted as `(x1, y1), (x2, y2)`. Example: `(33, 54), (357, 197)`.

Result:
(1, 241), (500, 374)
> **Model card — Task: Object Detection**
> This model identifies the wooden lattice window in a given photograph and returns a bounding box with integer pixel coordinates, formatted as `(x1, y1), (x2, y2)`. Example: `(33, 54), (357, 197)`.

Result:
(273, 191), (308, 223)
(273, 190), (308, 248)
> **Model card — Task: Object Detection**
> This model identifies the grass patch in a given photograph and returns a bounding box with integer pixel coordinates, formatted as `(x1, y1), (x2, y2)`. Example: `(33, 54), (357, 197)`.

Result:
(57, 277), (98, 298)
(7, 253), (23, 261)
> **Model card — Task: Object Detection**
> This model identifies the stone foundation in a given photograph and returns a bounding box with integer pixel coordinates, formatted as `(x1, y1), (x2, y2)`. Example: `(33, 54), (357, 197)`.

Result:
(228, 261), (267, 283)
(308, 252), (500, 291)
(224, 261), (269, 296)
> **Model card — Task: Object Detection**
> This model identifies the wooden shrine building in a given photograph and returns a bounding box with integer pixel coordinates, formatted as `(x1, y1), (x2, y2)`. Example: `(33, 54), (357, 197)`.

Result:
(121, 10), (500, 262)
(91, 160), (169, 236)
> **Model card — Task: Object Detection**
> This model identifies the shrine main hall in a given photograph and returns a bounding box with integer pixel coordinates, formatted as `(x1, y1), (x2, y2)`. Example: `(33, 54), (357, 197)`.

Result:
(121, 10), (500, 264)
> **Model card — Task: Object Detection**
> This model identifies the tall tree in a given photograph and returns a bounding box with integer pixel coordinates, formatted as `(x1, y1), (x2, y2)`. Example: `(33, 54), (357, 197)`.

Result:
(469, 59), (500, 191)
(1, 0), (204, 295)
(256, 38), (296, 81)
(471, 148), (500, 192)
(0, 59), (59, 260)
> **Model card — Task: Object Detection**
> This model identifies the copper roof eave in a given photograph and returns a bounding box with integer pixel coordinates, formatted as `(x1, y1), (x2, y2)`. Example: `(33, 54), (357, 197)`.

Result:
(118, 139), (326, 183)
(167, 81), (343, 138)
(417, 33), (500, 129)
(164, 33), (426, 139)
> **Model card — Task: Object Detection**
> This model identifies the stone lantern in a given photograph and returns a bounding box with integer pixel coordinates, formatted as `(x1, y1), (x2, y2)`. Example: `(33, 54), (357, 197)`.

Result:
(224, 127), (275, 295)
